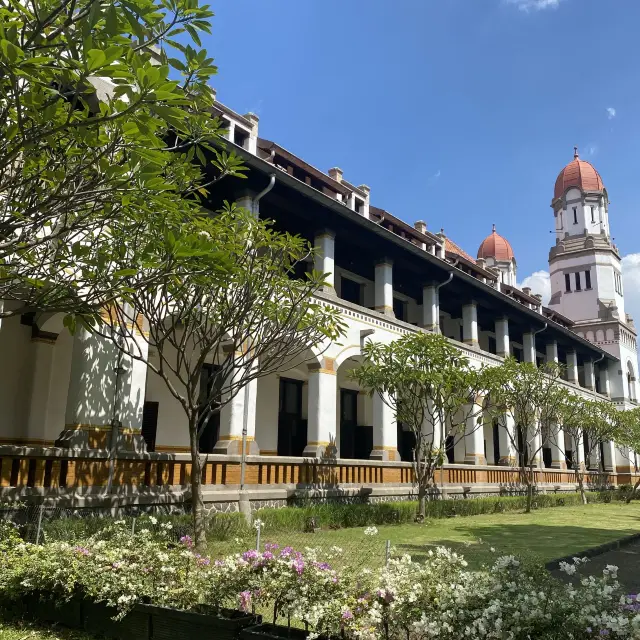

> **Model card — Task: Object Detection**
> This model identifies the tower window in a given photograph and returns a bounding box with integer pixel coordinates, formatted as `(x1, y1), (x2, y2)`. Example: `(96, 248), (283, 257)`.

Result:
(575, 272), (581, 291)
(565, 273), (572, 293)
(585, 270), (592, 289)
(591, 207), (595, 223)
(573, 207), (578, 225)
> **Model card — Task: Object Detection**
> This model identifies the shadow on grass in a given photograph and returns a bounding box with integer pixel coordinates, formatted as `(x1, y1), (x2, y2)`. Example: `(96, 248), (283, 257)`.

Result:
(396, 522), (640, 569)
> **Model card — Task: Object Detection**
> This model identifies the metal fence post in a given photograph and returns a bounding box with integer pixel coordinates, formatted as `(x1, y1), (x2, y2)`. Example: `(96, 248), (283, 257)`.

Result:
(35, 504), (44, 545)
(131, 517), (136, 537)
(385, 539), (391, 566)
(255, 522), (261, 552)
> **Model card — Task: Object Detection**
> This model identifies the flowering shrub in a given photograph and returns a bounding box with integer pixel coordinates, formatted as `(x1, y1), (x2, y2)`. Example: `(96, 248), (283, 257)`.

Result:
(3, 518), (640, 638)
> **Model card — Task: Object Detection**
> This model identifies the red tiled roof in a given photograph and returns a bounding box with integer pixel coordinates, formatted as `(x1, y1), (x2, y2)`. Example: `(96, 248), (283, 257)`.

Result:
(554, 148), (604, 200)
(477, 225), (515, 261)
(445, 238), (475, 263)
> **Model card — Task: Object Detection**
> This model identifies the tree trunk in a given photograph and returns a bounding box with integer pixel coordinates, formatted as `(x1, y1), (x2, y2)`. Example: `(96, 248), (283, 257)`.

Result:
(417, 484), (427, 522)
(189, 419), (207, 551)
(626, 477), (640, 504)
(524, 466), (534, 513)
(576, 471), (588, 505)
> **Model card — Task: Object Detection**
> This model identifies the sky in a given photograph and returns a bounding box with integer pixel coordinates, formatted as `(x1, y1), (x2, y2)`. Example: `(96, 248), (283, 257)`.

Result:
(207, 0), (640, 323)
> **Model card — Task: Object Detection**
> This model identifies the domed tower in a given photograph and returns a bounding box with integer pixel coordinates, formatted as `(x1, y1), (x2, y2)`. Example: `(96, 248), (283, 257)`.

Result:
(549, 147), (638, 403)
(477, 225), (517, 286)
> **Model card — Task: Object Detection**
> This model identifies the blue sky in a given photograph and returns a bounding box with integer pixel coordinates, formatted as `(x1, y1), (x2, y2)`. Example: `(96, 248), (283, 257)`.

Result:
(208, 0), (640, 315)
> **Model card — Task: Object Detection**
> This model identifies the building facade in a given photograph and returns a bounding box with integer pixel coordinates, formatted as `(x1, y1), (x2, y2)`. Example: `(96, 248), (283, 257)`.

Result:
(0, 97), (638, 508)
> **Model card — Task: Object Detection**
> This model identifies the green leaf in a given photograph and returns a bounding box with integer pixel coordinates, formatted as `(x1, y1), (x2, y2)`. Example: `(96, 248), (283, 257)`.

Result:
(87, 49), (107, 71)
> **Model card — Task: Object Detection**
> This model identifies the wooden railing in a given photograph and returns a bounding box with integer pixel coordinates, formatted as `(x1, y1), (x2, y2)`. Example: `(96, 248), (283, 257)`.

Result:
(0, 448), (627, 491)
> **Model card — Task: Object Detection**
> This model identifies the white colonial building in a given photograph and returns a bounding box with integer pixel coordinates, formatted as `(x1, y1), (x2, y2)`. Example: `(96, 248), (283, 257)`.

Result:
(0, 97), (637, 504)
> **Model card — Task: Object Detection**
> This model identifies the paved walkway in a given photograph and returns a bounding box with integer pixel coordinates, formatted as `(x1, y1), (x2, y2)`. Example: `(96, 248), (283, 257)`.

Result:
(552, 539), (640, 593)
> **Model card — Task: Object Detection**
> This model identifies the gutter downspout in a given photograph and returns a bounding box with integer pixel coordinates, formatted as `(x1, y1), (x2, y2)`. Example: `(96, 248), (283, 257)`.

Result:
(239, 174), (276, 522)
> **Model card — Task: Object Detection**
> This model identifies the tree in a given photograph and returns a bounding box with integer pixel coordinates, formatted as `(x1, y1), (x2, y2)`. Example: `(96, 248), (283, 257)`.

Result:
(0, 0), (245, 317)
(612, 407), (640, 503)
(350, 332), (492, 521)
(485, 358), (565, 513)
(90, 203), (345, 549)
(554, 394), (619, 504)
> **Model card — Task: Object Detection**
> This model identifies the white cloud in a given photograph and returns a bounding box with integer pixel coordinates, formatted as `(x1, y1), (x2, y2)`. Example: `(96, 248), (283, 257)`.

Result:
(505, 0), (562, 12)
(622, 253), (640, 326)
(519, 270), (551, 304)
(427, 170), (441, 187)
(586, 144), (598, 156)
(607, 107), (616, 119)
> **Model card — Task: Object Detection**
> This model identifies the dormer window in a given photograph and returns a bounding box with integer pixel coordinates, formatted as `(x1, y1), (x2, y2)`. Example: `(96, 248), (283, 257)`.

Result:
(234, 127), (249, 148)
(354, 198), (365, 215)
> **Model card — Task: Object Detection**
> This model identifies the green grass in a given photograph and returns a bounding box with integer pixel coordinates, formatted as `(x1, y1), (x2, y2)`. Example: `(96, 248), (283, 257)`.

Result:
(0, 617), (91, 640)
(206, 503), (640, 571)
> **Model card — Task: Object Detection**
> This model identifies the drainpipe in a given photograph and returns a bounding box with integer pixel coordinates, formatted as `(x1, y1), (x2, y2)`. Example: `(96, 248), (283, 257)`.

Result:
(239, 175), (276, 522)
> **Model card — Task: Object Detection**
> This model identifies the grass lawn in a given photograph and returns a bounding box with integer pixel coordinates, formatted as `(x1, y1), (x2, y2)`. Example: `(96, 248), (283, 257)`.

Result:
(207, 502), (640, 571)
(0, 617), (91, 640)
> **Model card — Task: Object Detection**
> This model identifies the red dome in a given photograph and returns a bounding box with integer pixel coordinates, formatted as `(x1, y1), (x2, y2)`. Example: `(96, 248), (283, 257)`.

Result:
(477, 225), (514, 262)
(554, 148), (604, 200)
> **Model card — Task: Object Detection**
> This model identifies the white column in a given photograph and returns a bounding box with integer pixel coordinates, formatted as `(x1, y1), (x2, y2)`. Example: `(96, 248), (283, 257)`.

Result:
(584, 359), (596, 391)
(374, 261), (394, 317)
(371, 391), (399, 461)
(495, 317), (510, 358)
(603, 440), (616, 472)
(599, 365), (610, 397)
(464, 402), (485, 465)
(226, 120), (236, 143)
(523, 332), (536, 364)
(566, 350), (579, 384)
(215, 371), (259, 456)
(498, 412), (517, 465)
(26, 335), (58, 443)
(549, 422), (566, 469)
(58, 326), (146, 451)
(529, 421), (542, 467)
(422, 285), (439, 332)
(546, 341), (559, 364)
(573, 432), (585, 470)
(462, 302), (479, 348)
(303, 359), (337, 458)
(314, 230), (335, 293)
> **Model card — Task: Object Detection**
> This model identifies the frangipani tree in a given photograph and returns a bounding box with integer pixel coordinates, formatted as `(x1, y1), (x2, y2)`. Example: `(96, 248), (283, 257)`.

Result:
(485, 358), (565, 513)
(350, 332), (492, 521)
(554, 394), (619, 504)
(92, 203), (345, 549)
(0, 0), (244, 317)
(612, 407), (640, 503)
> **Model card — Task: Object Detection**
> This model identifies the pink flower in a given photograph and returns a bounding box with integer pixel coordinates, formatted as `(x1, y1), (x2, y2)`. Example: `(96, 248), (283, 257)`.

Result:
(180, 535), (194, 549)
(239, 590), (252, 612)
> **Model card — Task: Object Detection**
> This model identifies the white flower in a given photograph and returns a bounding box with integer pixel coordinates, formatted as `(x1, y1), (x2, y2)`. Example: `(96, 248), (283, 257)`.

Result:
(364, 526), (379, 536)
(253, 518), (264, 530)
(149, 516), (158, 525)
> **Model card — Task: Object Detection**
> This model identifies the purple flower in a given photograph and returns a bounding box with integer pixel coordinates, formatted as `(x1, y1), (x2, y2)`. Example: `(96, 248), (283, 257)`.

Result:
(242, 550), (259, 561)
(214, 560), (224, 567)
(292, 558), (305, 575)
(112, 562), (122, 569)
(264, 543), (279, 552)
(280, 546), (294, 558)
(73, 546), (90, 556)
(342, 610), (354, 621)
(600, 631), (610, 637)
(180, 535), (194, 549)
(377, 589), (394, 604)
(239, 590), (252, 612)
(262, 551), (274, 560)
(314, 562), (331, 571)
(197, 556), (211, 566)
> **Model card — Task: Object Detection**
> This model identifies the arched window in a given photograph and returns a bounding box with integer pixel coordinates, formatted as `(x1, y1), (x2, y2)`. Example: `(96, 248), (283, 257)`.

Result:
(627, 361), (636, 401)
